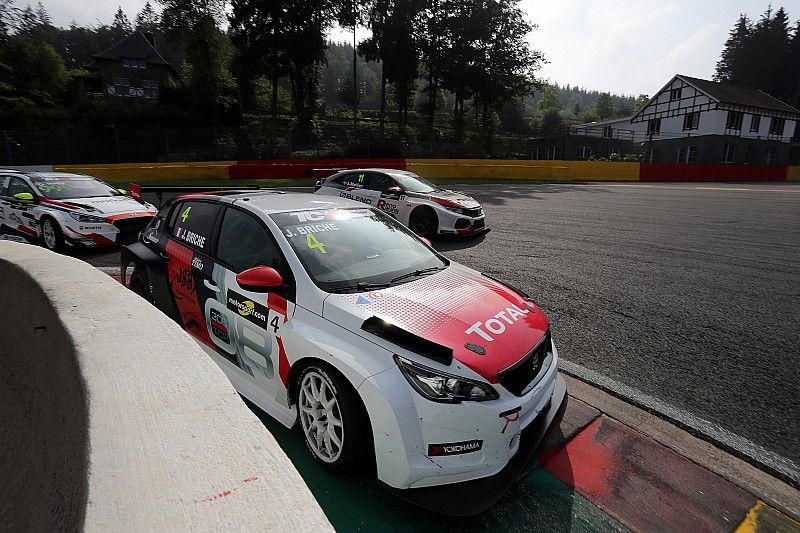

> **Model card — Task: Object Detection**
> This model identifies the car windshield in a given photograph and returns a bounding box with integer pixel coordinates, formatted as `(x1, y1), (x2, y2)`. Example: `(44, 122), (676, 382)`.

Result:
(31, 175), (122, 200)
(394, 174), (439, 193)
(271, 207), (447, 292)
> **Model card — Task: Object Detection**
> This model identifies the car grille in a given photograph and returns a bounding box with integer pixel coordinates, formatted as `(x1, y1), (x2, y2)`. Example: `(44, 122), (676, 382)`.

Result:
(113, 216), (152, 244)
(463, 207), (483, 217)
(498, 329), (551, 397)
(473, 219), (485, 231)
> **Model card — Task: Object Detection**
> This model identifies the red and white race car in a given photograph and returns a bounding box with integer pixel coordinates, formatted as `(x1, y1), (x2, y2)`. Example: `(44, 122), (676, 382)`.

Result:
(315, 168), (487, 237)
(122, 189), (564, 515)
(0, 170), (156, 251)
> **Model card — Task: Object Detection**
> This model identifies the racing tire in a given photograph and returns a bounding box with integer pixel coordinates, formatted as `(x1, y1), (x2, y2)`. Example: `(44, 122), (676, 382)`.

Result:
(129, 264), (153, 303)
(40, 217), (65, 252)
(409, 206), (438, 237)
(296, 363), (372, 474)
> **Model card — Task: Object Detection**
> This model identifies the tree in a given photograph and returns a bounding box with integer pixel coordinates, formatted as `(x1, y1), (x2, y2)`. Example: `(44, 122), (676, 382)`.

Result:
(160, 0), (236, 119)
(135, 2), (160, 33)
(633, 94), (649, 112)
(715, 14), (751, 83)
(34, 1), (49, 25)
(537, 85), (563, 113)
(0, 0), (17, 41)
(0, 34), (68, 105)
(111, 6), (133, 40)
(587, 92), (614, 121)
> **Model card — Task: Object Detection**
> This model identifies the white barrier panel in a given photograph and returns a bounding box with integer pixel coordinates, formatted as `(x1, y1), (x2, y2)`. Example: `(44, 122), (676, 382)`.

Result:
(0, 241), (332, 531)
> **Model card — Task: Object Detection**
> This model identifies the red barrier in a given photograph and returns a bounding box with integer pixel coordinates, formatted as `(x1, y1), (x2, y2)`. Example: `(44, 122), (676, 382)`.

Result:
(640, 163), (788, 182)
(228, 158), (406, 179)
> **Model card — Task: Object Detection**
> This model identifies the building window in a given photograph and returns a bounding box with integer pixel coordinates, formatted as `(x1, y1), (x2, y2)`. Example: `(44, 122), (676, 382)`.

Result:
(602, 126), (612, 139)
(769, 118), (785, 136)
(647, 118), (661, 135)
(683, 112), (700, 131)
(122, 57), (146, 69)
(670, 88), (682, 101)
(546, 146), (557, 160)
(726, 111), (743, 130)
(744, 146), (753, 164)
(765, 147), (776, 165)
(677, 146), (697, 164)
(723, 144), (736, 163)
(750, 115), (761, 133)
(143, 80), (159, 99)
(107, 77), (129, 96)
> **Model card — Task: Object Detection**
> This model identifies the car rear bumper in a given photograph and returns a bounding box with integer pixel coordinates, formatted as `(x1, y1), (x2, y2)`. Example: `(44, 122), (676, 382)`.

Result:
(382, 373), (567, 516)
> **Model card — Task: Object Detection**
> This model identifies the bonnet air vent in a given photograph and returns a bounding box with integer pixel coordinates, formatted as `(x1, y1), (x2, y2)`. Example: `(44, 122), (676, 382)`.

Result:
(361, 316), (453, 365)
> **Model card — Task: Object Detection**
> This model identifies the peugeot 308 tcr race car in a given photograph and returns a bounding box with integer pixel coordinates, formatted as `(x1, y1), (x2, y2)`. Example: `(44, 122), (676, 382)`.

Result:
(121, 190), (565, 515)
(315, 168), (487, 237)
(0, 170), (157, 251)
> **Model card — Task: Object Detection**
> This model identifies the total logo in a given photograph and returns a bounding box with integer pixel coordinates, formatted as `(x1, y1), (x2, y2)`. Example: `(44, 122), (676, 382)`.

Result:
(465, 304), (532, 342)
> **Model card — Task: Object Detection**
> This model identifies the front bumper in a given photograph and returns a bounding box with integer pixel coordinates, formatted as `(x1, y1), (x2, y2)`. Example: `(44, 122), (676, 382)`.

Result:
(383, 373), (567, 516)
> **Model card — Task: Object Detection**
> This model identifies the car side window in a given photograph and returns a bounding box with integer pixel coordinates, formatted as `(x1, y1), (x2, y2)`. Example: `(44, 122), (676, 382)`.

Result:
(0, 176), (11, 195)
(340, 172), (368, 189)
(7, 177), (35, 197)
(370, 173), (398, 194)
(217, 208), (284, 273)
(169, 201), (220, 254)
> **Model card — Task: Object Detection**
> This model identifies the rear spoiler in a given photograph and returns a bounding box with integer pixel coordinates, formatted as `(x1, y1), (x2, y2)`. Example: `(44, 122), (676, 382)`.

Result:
(128, 184), (265, 207)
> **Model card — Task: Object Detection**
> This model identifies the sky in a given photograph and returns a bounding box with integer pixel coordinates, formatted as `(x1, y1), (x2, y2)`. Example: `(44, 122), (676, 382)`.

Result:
(37, 0), (798, 97)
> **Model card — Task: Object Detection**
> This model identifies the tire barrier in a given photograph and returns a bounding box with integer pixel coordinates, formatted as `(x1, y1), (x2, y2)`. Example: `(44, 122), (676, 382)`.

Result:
(0, 241), (332, 532)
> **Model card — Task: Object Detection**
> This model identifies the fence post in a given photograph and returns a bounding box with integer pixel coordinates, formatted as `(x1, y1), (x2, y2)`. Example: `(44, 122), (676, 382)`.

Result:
(3, 130), (12, 166)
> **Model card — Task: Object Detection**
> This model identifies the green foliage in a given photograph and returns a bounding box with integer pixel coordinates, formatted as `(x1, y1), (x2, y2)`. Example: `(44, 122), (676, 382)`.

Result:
(537, 85), (563, 112)
(714, 6), (800, 106)
(0, 34), (67, 105)
(586, 92), (615, 121)
(540, 109), (562, 134)
(633, 94), (649, 112)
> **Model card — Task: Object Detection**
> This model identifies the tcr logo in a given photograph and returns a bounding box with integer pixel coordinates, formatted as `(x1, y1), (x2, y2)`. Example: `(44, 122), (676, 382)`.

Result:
(465, 304), (531, 341)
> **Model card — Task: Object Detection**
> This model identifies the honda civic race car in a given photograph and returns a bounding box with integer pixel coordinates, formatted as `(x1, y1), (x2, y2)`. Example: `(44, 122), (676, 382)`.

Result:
(314, 168), (487, 237)
(121, 189), (564, 515)
(0, 170), (157, 251)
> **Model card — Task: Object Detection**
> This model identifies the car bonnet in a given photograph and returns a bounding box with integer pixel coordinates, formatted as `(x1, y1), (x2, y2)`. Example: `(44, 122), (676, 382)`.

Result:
(43, 196), (155, 217)
(427, 189), (481, 209)
(321, 263), (548, 384)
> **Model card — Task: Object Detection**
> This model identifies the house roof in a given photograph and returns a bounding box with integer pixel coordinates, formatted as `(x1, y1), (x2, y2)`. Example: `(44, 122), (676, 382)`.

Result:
(677, 75), (800, 115)
(92, 30), (172, 67)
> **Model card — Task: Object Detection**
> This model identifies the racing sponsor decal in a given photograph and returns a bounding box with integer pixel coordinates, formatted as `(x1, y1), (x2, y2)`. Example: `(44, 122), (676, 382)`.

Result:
(165, 240), (214, 347)
(355, 294), (372, 305)
(465, 304), (531, 342)
(210, 308), (231, 344)
(376, 199), (399, 215)
(282, 221), (339, 239)
(227, 290), (270, 330)
(427, 439), (483, 457)
(191, 252), (215, 277)
(339, 191), (373, 204)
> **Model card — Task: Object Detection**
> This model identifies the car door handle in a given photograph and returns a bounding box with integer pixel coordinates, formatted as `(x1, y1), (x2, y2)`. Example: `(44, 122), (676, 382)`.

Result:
(203, 278), (220, 292)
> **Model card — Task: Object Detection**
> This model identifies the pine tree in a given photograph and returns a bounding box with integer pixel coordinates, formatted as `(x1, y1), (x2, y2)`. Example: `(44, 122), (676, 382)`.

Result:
(136, 2), (160, 33)
(111, 6), (133, 39)
(714, 15), (751, 83)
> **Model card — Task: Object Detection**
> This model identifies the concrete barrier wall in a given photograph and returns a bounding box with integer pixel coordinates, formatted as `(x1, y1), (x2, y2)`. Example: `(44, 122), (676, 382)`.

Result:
(0, 242), (332, 531)
(406, 159), (640, 181)
(788, 166), (800, 182)
(53, 162), (234, 181)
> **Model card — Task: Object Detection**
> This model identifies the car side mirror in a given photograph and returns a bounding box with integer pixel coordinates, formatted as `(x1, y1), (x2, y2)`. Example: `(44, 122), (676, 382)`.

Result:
(421, 237), (432, 247)
(13, 192), (34, 202)
(118, 188), (128, 195)
(236, 266), (284, 292)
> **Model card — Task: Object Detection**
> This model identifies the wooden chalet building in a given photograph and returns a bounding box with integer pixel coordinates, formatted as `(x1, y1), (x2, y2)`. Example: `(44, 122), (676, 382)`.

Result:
(76, 31), (177, 102)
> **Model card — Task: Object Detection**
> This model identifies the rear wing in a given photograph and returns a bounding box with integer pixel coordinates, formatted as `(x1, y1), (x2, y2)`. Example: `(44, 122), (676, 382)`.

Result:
(128, 184), (264, 208)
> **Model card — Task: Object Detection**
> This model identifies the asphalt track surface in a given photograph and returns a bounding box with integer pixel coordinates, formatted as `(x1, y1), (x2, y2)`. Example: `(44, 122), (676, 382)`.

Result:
(55, 182), (800, 469)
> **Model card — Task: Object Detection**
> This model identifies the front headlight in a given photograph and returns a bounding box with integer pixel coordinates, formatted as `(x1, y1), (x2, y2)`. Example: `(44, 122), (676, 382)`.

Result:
(394, 355), (499, 403)
(444, 206), (465, 214)
(69, 212), (106, 223)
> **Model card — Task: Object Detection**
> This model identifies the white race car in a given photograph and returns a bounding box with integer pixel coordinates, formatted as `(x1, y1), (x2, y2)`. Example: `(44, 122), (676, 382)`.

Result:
(0, 170), (157, 251)
(122, 190), (564, 515)
(315, 168), (487, 237)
